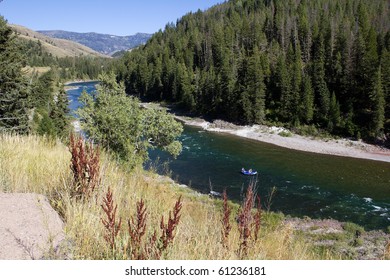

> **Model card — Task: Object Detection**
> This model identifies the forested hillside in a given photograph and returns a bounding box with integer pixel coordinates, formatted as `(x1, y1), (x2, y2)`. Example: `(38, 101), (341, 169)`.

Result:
(1, 16), (70, 137)
(18, 38), (113, 81)
(118, 0), (390, 142)
(11, 24), (114, 81)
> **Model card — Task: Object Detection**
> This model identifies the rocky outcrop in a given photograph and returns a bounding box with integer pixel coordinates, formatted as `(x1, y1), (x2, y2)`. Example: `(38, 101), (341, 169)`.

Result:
(0, 193), (68, 260)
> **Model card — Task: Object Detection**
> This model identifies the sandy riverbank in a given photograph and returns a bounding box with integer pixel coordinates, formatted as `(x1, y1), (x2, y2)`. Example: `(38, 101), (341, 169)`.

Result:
(69, 98), (387, 163)
(64, 79), (98, 86)
(170, 114), (390, 163)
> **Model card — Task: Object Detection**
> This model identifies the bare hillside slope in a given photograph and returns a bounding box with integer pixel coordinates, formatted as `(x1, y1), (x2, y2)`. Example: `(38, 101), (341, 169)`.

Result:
(9, 24), (107, 58)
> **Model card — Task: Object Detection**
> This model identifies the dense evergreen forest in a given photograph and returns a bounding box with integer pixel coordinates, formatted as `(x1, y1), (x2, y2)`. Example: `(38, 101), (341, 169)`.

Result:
(0, 16), (30, 134)
(0, 16), (101, 137)
(117, 0), (390, 143)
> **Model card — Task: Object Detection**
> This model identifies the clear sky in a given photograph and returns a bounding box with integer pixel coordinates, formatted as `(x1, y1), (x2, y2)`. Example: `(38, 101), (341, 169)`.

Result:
(0, 0), (223, 36)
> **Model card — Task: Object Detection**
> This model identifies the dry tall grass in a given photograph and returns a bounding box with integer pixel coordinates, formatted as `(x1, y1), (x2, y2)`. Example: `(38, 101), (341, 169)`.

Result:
(0, 133), (320, 259)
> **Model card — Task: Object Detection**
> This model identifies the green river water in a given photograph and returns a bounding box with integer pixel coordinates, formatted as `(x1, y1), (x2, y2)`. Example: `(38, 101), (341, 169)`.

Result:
(68, 82), (390, 230)
(148, 125), (390, 230)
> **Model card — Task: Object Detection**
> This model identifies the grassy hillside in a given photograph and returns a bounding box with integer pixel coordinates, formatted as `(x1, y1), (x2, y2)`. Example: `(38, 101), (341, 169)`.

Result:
(0, 133), (322, 260)
(1, 134), (388, 259)
(9, 24), (114, 82)
(9, 24), (106, 58)
(38, 30), (152, 55)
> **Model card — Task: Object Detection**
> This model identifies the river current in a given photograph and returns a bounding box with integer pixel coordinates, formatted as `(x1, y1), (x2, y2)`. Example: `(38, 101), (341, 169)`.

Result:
(67, 82), (390, 230)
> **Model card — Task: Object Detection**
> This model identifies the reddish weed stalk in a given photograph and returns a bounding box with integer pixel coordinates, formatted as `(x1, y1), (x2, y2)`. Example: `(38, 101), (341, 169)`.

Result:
(160, 196), (182, 251)
(238, 185), (254, 258)
(144, 231), (161, 260)
(127, 199), (147, 260)
(69, 133), (100, 198)
(101, 187), (122, 250)
(221, 189), (232, 248)
(253, 196), (262, 242)
(237, 184), (262, 258)
(125, 196), (183, 260)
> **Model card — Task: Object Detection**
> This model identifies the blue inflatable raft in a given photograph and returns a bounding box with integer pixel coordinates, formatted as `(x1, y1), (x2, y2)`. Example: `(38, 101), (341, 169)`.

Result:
(241, 168), (258, 175)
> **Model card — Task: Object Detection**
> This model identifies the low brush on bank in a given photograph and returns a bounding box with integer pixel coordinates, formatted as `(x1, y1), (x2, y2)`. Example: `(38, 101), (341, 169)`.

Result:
(1, 133), (387, 260)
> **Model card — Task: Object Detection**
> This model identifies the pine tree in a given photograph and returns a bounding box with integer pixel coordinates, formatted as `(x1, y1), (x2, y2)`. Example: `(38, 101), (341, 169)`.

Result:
(219, 50), (238, 121)
(297, 0), (311, 63)
(301, 75), (314, 124)
(36, 112), (55, 137)
(357, 2), (370, 38)
(275, 54), (291, 122)
(381, 49), (390, 136)
(31, 71), (54, 110)
(370, 66), (385, 138)
(312, 33), (330, 124)
(352, 25), (380, 136)
(0, 16), (29, 133)
(247, 47), (266, 124)
(365, 28), (379, 81)
(290, 42), (303, 125)
(50, 88), (70, 138)
(178, 64), (195, 111)
(328, 92), (341, 132)
(236, 56), (253, 123)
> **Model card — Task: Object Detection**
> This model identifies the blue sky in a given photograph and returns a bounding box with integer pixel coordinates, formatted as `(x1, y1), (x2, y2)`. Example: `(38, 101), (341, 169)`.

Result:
(1, 0), (223, 35)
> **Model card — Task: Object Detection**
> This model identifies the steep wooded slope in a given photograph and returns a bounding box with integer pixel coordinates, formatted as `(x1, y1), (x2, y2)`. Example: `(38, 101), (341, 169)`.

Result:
(118, 0), (390, 141)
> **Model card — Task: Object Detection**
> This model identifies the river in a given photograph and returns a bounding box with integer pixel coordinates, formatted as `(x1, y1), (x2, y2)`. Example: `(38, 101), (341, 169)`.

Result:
(66, 81), (98, 116)
(67, 82), (390, 230)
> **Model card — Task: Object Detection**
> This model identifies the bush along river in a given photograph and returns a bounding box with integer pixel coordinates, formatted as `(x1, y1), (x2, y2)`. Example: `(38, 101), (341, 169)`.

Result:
(67, 82), (390, 230)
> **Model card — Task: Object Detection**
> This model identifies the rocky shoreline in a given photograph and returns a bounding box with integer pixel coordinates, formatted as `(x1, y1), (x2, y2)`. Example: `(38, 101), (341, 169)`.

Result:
(175, 116), (390, 163)
(145, 104), (390, 163)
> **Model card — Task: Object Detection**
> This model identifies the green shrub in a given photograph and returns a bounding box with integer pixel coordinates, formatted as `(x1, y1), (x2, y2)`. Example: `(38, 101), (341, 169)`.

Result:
(77, 72), (183, 168)
(343, 222), (365, 235)
(278, 131), (293, 137)
(353, 238), (364, 247)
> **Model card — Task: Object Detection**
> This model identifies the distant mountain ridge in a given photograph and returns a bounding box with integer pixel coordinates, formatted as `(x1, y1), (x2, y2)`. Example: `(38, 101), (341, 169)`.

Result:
(9, 24), (105, 58)
(38, 30), (152, 55)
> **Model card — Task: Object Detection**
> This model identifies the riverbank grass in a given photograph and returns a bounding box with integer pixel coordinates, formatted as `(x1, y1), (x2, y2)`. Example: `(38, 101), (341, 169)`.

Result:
(0, 133), (340, 259)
